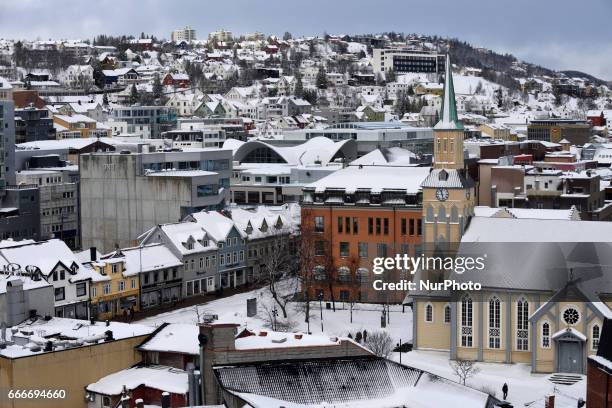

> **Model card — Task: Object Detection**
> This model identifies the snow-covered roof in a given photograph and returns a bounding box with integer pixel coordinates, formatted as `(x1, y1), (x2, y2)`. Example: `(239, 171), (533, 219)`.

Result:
(351, 147), (417, 166)
(0, 239), (98, 282)
(308, 165), (430, 194)
(463, 217), (612, 242)
(230, 205), (299, 239)
(1, 317), (154, 359)
(233, 137), (356, 166)
(86, 365), (188, 396)
(474, 206), (580, 221)
(138, 323), (199, 355)
(216, 357), (494, 408)
(103, 244), (183, 276)
(154, 221), (218, 256)
(552, 327), (586, 341)
(0, 273), (51, 295)
(187, 211), (247, 241)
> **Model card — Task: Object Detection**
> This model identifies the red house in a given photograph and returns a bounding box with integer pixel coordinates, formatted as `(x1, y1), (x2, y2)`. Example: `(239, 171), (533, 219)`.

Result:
(587, 319), (612, 407)
(588, 111), (607, 127)
(85, 365), (189, 408)
(163, 73), (190, 88)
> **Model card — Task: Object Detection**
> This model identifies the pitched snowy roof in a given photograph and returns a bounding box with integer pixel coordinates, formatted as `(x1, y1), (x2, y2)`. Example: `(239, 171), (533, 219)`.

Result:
(156, 222), (218, 255)
(351, 147), (417, 166)
(86, 365), (188, 396)
(187, 211), (246, 241)
(106, 244), (182, 276)
(138, 323), (199, 355)
(474, 206), (580, 221)
(0, 239), (97, 282)
(216, 357), (494, 408)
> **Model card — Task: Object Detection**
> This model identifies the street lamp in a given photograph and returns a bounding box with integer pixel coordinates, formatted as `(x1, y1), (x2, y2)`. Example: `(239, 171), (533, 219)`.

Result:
(272, 306), (278, 331)
(318, 291), (324, 332)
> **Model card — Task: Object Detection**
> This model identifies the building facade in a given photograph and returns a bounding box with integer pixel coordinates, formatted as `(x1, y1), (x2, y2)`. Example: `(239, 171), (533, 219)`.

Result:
(80, 149), (232, 252)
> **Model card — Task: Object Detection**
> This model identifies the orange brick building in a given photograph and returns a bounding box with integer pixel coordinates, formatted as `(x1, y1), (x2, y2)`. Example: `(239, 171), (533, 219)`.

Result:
(301, 165), (430, 303)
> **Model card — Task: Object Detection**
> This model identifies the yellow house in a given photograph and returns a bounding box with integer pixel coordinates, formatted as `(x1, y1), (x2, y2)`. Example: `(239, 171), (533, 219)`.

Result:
(52, 113), (110, 139)
(90, 257), (140, 320)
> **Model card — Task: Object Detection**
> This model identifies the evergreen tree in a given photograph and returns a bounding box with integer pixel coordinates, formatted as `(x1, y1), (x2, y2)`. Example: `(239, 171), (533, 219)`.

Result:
(153, 74), (163, 100)
(129, 84), (139, 105)
(316, 66), (328, 89)
(102, 91), (109, 106)
(294, 73), (304, 98)
(302, 89), (318, 105)
(386, 68), (396, 83)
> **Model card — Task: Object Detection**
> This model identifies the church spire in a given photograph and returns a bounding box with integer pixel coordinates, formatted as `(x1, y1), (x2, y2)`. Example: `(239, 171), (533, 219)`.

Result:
(434, 54), (463, 130)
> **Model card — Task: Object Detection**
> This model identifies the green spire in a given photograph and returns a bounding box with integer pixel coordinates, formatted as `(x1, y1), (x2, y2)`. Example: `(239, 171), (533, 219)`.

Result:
(434, 54), (463, 130)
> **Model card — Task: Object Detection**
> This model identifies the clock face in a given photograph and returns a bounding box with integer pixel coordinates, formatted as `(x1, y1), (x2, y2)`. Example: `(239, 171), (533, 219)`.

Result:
(436, 188), (449, 201)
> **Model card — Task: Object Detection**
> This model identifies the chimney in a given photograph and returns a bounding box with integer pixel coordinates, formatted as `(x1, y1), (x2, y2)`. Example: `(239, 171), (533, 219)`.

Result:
(161, 392), (171, 408)
(104, 330), (114, 342)
(90, 247), (97, 262)
(545, 394), (555, 408)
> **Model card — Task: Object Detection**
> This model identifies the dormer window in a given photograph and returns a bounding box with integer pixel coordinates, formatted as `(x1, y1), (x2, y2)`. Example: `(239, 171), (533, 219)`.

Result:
(275, 217), (283, 229)
(245, 221), (253, 235)
(260, 219), (268, 232)
(439, 169), (449, 181)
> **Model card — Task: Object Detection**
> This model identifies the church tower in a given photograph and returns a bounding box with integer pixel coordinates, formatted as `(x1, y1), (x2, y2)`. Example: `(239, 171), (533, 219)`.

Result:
(421, 55), (475, 245)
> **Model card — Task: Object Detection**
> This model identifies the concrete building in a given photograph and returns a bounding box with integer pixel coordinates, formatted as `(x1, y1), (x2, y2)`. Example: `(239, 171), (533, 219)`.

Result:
(371, 48), (444, 75)
(111, 105), (177, 139)
(281, 122), (434, 156)
(80, 149), (232, 252)
(0, 265), (54, 326)
(0, 317), (153, 408)
(527, 119), (592, 145)
(171, 26), (196, 43)
(16, 161), (79, 248)
(0, 185), (41, 241)
(14, 106), (56, 144)
(0, 77), (16, 187)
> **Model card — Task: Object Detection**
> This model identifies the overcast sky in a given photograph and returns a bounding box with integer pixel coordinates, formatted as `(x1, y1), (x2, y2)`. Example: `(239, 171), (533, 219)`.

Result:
(1, 0), (611, 80)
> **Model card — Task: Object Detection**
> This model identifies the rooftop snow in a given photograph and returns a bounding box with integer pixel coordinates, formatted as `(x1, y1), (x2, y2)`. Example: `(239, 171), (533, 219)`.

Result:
(308, 165), (430, 194)
(86, 365), (188, 396)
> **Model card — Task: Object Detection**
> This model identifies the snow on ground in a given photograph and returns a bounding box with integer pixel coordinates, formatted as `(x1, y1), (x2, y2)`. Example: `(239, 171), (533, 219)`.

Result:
(138, 282), (585, 407)
(393, 350), (585, 408)
(137, 280), (412, 345)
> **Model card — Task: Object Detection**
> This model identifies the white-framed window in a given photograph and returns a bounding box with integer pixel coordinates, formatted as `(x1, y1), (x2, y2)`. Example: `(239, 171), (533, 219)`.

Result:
(425, 303), (433, 322)
(541, 321), (551, 349)
(91, 286), (97, 297)
(516, 297), (529, 351)
(131, 279), (136, 289)
(444, 304), (451, 324)
(488, 296), (501, 349)
(461, 295), (473, 347)
(592, 324), (601, 350)
(118, 280), (125, 291)
(103, 283), (111, 295)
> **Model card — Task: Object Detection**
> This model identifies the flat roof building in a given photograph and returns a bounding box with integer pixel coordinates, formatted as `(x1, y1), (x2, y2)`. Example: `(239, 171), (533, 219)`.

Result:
(80, 148), (232, 252)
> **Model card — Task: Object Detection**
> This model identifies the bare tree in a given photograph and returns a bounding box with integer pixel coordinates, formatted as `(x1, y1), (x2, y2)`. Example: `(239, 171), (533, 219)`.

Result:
(259, 227), (297, 319)
(297, 209), (318, 330)
(449, 359), (480, 385)
(364, 331), (394, 358)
